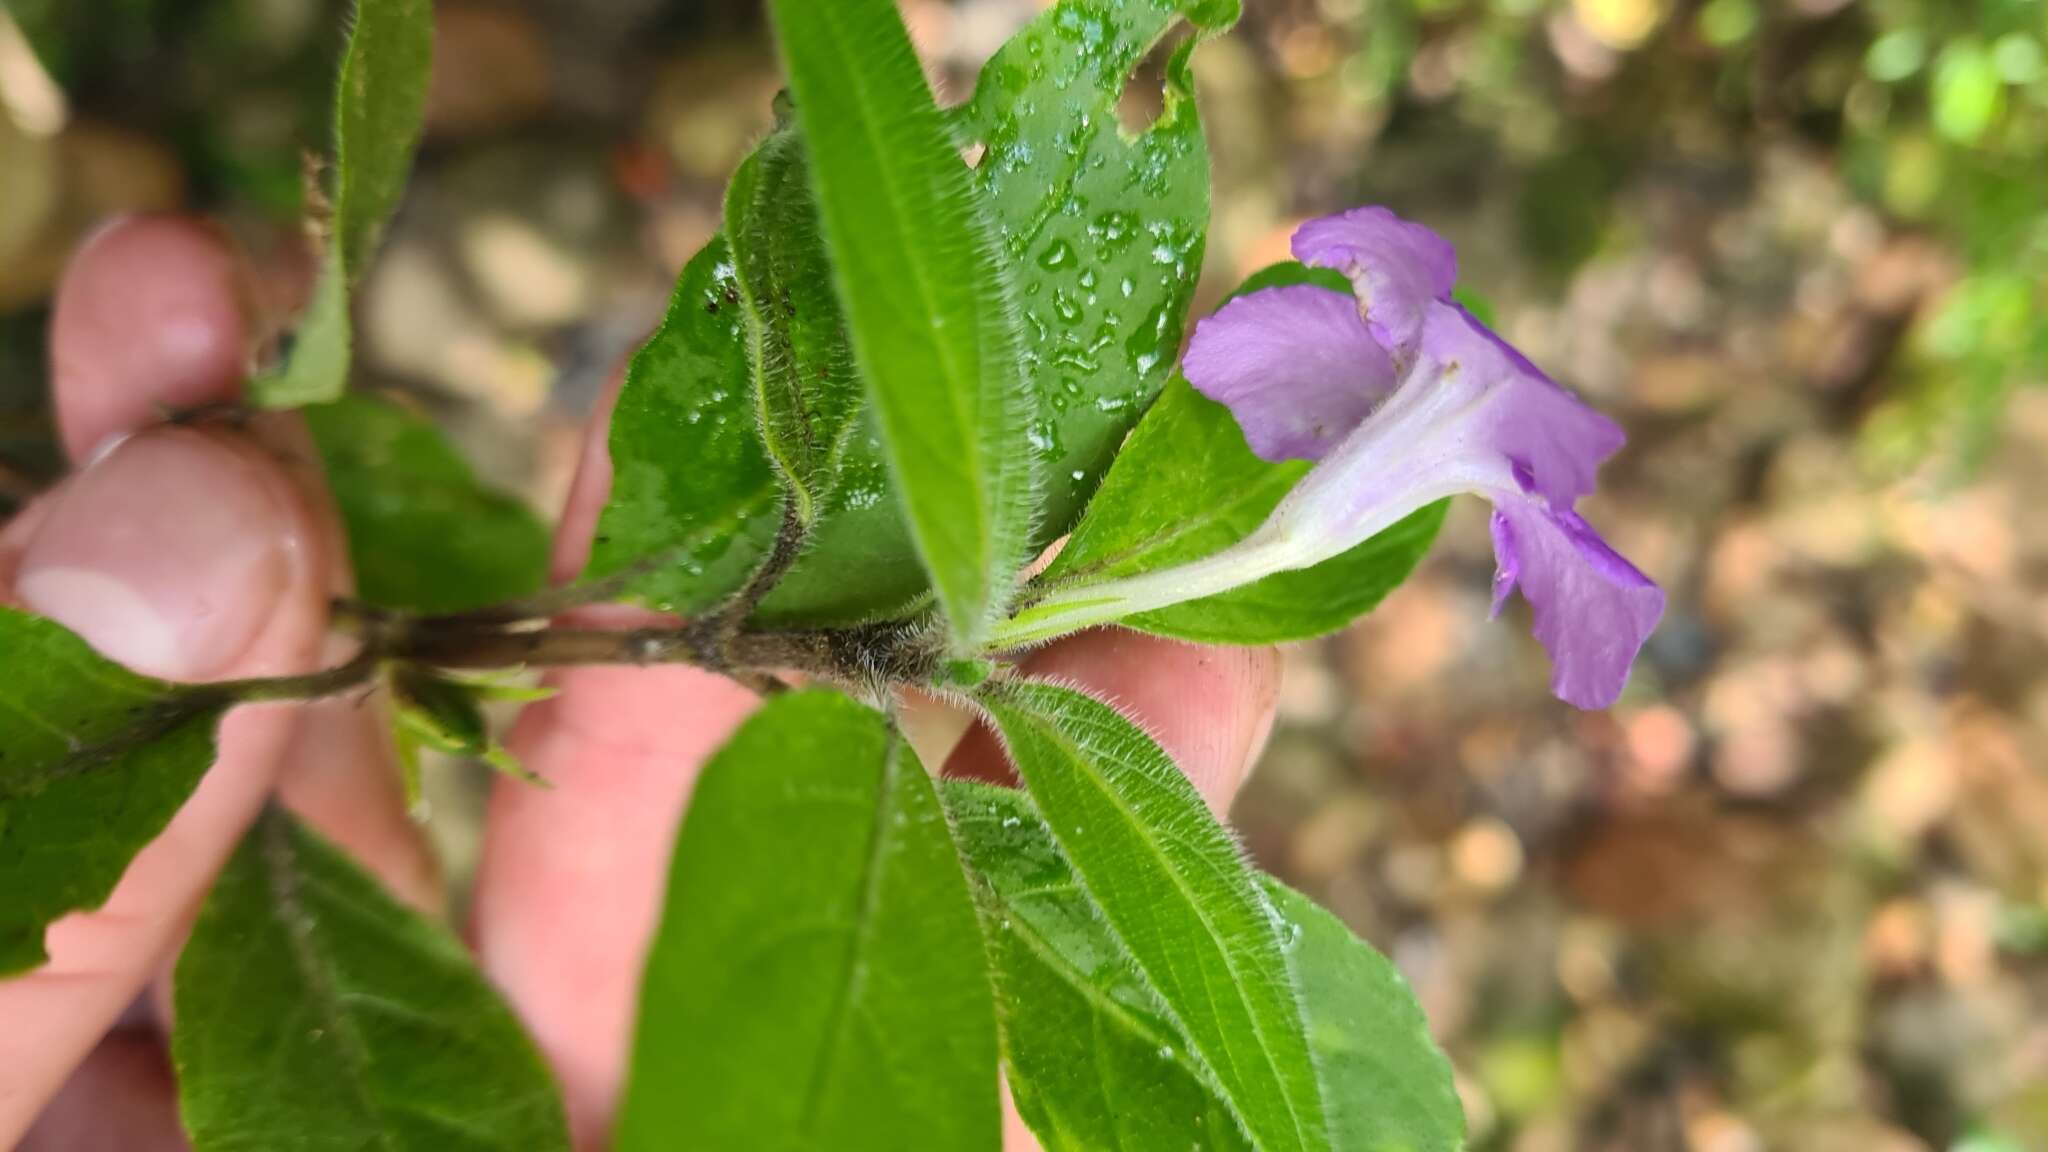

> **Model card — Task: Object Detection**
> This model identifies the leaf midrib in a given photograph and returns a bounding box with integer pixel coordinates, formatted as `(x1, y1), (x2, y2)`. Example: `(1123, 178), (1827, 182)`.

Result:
(1003, 694), (1326, 1152)
(257, 811), (398, 1152)
(797, 730), (904, 1137)
(813, 0), (993, 609)
(996, 882), (1215, 1086)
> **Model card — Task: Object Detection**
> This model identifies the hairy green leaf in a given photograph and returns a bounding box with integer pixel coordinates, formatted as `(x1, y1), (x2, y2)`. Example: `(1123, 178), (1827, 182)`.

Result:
(306, 393), (549, 614)
(330, 0), (432, 274)
(712, 0), (1244, 628)
(173, 807), (571, 1151)
(617, 691), (998, 1151)
(0, 609), (228, 976)
(946, 781), (1254, 1152)
(1040, 372), (1444, 645)
(251, 0), (432, 408)
(722, 125), (928, 627)
(1264, 883), (1466, 1152)
(765, 0), (1034, 649)
(947, 780), (1465, 1152)
(964, 0), (1238, 535)
(721, 122), (931, 625)
(724, 121), (863, 525)
(586, 236), (783, 616)
(983, 682), (1330, 1151)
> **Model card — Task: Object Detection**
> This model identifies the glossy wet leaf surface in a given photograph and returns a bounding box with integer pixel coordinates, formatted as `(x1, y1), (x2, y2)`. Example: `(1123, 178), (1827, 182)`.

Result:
(306, 393), (549, 614)
(751, 0), (1245, 628)
(617, 691), (998, 1152)
(173, 808), (571, 1152)
(962, 0), (1239, 538)
(586, 236), (783, 617)
(985, 681), (1331, 1151)
(0, 608), (228, 976)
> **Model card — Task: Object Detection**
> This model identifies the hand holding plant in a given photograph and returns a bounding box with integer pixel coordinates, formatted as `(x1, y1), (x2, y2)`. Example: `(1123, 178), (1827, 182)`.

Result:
(0, 0), (1661, 1148)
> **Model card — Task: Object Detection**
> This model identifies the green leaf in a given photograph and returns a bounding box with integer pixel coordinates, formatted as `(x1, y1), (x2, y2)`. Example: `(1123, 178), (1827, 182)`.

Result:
(1038, 374), (1444, 645)
(0, 608), (229, 976)
(330, 0), (433, 276)
(1263, 882), (1465, 1152)
(720, 121), (933, 625)
(250, 0), (433, 408)
(963, 0), (1238, 535)
(1231, 261), (1349, 300)
(712, 0), (1243, 629)
(390, 671), (553, 808)
(983, 682), (1331, 1151)
(586, 236), (783, 616)
(306, 393), (549, 614)
(947, 781), (1466, 1152)
(724, 121), (863, 526)
(766, 0), (1034, 649)
(721, 122), (929, 628)
(388, 667), (542, 800)
(946, 781), (1254, 1152)
(254, 262), (353, 410)
(617, 691), (999, 1151)
(173, 807), (571, 1152)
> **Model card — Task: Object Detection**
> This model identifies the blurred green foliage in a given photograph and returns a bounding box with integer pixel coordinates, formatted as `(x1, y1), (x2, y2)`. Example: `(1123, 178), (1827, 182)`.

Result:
(9, 0), (343, 212)
(1279, 0), (2046, 473)
(1841, 1), (2048, 470)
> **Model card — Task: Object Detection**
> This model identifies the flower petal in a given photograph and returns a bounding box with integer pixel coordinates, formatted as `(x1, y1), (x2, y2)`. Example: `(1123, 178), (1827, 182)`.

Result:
(1419, 301), (1625, 506)
(1490, 504), (1663, 709)
(1183, 283), (1395, 463)
(1292, 206), (1457, 363)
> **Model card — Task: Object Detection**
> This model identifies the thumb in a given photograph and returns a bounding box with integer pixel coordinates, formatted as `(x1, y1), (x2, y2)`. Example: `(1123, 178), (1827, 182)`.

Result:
(10, 427), (316, 680)
(0, 425), (331, 1141)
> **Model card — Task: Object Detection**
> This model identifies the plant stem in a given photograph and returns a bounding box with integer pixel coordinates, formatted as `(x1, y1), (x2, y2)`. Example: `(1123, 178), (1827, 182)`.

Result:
(221, 649), (386, 703)
(233, 510), (938, 706)
(391, 622), (830, 677)
(217, 617), (941, 708)
(990, 534), (1306, 648)
(713, 497), (808, 637)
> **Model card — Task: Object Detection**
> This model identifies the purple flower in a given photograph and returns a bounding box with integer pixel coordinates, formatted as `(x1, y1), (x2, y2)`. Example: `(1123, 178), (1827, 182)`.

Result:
(1182, 207), (1663, 708)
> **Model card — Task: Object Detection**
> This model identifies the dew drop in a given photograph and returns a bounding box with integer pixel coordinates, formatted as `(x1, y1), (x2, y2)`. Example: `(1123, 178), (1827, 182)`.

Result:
(1038, 239), (1076, 270)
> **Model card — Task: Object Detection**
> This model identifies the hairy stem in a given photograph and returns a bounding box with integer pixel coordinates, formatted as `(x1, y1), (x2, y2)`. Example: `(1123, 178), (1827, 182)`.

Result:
(710, 497), (808, 641)
(392, 622), (824, 677)
(217, 617), (944, 708)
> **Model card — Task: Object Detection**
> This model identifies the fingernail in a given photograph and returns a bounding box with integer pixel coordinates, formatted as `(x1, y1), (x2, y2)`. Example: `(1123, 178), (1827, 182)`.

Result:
(16, 429), (297, 680)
